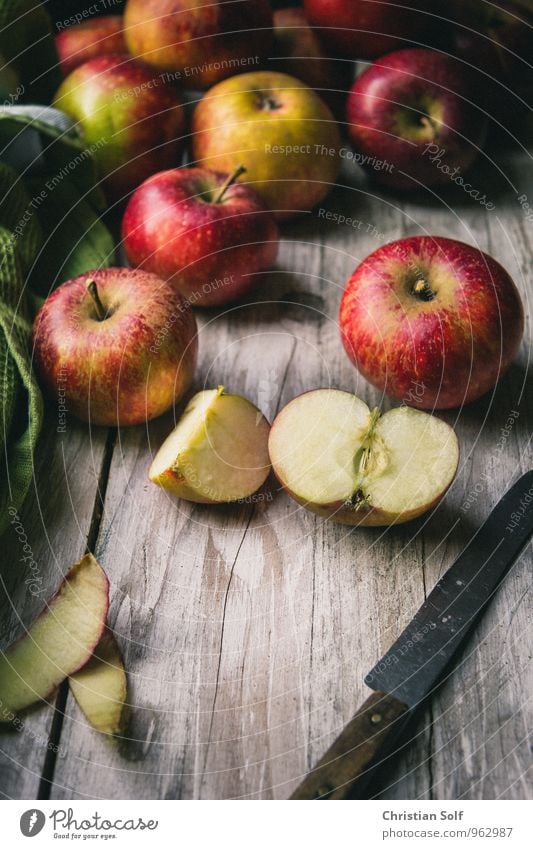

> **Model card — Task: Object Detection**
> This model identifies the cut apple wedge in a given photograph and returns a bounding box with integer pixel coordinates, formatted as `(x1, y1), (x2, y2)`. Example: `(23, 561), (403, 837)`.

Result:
(69, 629), (126, 736)
(149, 386), (271, 503)
(0, 553), (109, 716)
(268, 389), (459, 525)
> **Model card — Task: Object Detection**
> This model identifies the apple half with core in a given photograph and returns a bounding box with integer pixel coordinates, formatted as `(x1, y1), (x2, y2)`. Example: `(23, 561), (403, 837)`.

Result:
(149, 387), (271, 503)
(32, 268), (198, 427)
(346, 48), (487, 190)
(269, 390), (459, 526)
(192, 71), (341, 220)
(122, 165), (280, 307)
(53, 55), (185, 201)
(339, 236), (524, 410)
(0, 554), (109, 715)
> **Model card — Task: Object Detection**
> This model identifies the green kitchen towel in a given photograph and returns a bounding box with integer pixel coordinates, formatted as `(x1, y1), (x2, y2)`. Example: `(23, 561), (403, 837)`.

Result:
(0, 162), (44, 536)
(0, 0), (62, 105)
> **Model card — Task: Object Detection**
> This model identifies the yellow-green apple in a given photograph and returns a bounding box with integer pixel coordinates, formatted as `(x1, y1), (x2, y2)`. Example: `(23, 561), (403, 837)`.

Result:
(69, 629), (127, 735)
(124, 0), (273, 89)
(56, 15), (127, 76)
(122, 165), (279, 306)
(269, 389), (459, 525)
(32, 267), (198, 427)
(149, 386), (271, 502)
(339, 237), (524, 410)
(303, 0), (426, 59)
(346, 48), (487, 190)
(192, 71), (341, 219)
(0, 554), (108, 716)
(270, 8), (351, 115)
(53, 55), (185, 200)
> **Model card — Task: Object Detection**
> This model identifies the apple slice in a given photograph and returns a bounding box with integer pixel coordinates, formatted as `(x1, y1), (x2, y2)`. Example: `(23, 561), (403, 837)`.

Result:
(149, 386), (271, 503)
(0, 554), (109, 716)
(69, 629), (126, 736)
(268, 389), (459, 525)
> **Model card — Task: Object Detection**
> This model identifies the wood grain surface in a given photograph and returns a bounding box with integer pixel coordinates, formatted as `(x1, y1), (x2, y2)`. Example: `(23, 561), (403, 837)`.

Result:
(1, 144), (531, 800)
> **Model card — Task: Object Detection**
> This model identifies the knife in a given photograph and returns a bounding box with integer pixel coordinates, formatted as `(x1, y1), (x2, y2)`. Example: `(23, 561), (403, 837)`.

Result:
(291, 470), (533, 800)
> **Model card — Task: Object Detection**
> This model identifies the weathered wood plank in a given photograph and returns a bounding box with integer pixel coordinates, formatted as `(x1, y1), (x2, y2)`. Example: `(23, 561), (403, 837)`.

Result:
(0, 415), (108, 799)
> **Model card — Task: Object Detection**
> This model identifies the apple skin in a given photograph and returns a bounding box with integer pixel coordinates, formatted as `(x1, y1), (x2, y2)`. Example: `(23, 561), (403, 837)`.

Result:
(303, 0), (426, 59)
(339, 236), (524, 410)
(53, 55), (185, 201)
(270, 8), (351, 115)
(56, 16), (127, 77)
(192, 71), (341, 220)
(124, 0), (273, 90)
(346, 48), (487, 191)
(32, 267), (198, 427)
(122, 167), (280, 307)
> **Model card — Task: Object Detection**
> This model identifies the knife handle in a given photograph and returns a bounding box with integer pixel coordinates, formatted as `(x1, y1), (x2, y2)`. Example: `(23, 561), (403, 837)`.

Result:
(291, 691), (409, 800)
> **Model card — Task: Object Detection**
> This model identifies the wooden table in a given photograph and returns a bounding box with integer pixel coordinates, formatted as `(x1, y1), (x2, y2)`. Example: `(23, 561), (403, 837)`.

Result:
(1, 142), (532, 801)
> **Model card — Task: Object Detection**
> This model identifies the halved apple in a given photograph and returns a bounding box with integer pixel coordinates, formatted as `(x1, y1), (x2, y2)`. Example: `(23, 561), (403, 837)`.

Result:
(268, 389), (459, 525)
(0, 554), (109, 715)
(69, 629), (126, 736)
(149, 386), (271, 503)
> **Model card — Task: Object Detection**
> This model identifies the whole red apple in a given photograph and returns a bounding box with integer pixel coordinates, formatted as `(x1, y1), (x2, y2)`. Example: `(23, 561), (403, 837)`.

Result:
(122, 165), (279, 307)
(56, 16), (126, 77)
(270, 8), (351, 114)
(53, 55), (185, 201)
(346, 49), (487, 190)
(32, 268), (198, 427)
(303, 0), (426, 59)
(124, 0), (273, 89)
(192, 71), (341, 220)
(339, 237), (524, 410)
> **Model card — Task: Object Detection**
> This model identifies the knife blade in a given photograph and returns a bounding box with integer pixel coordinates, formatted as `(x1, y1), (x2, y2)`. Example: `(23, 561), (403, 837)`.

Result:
(291, 471), (533, 800)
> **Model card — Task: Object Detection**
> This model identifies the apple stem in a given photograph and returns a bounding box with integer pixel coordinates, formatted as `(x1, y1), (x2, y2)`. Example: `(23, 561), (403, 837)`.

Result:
(413, 277), (435, 301)
(214, 165), (247, 203)
(419, 114), (439, 136)
(86, 278), (106, 321)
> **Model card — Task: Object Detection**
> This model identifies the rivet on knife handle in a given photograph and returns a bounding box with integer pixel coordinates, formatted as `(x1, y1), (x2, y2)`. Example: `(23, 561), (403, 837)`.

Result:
(290, 692), (409, 800)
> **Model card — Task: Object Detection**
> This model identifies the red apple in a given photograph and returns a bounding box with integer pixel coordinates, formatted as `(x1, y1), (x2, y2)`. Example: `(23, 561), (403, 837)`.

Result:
(303, 0), (426, 59)
(339, 237), (524, 410)
(122, 165), (279, 307)
(56, 15), (127, 76)
(32, 267), (198, 427)
(192, 71), (341, 220)
(53, 55), (185, 201)
(346, 48), (487, 191)
(124, 0), (273, 89)
(270, 8), (351, 114)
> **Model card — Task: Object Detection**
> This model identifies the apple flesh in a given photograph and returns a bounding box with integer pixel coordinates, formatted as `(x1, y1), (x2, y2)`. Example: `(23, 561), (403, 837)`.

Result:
(268, 389), (459, 526)
(124, 0), (273, 89)
(149, 387), (271, 503)
(69, 629), (127, 736)
(192, 71), (341, 220)
(32, 267), (198, 427)
(53, 55), (185, 201)
(56, 16), (126, 76)
(122, 166), (280, 307)
(0, 554), (108, 715)
(339, 236), (524, 409)
(346, 48), (487, 190)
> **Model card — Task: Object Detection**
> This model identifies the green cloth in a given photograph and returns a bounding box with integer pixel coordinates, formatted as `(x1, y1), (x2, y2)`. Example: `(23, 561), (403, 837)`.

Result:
(0, 1), (116, 536)
(0, 164), (44, 534)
